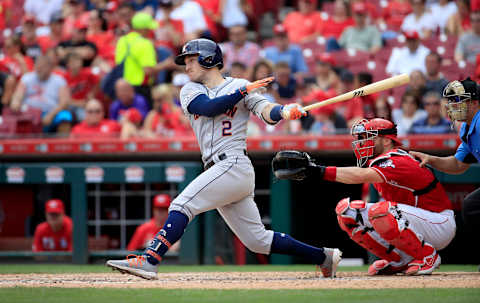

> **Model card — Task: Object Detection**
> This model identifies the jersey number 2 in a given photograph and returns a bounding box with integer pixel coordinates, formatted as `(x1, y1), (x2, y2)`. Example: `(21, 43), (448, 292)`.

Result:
(222, 121), (232, 136)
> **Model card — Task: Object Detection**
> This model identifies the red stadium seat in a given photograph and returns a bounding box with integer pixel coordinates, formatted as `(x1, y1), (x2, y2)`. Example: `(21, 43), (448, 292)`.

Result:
(2, 106), (43, 134)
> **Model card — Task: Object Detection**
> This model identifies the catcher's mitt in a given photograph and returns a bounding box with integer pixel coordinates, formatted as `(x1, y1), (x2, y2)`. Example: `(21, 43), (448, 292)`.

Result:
(272, 150), (318, 181)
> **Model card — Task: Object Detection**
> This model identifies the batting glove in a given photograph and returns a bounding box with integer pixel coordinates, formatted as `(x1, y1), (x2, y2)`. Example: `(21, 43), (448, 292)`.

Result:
(239, 77), (275, 96)
(281, 103), (307, 120)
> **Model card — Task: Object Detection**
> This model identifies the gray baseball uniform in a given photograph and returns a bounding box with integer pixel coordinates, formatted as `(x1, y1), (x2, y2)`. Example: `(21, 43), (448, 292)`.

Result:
(168, 77), (275, 254)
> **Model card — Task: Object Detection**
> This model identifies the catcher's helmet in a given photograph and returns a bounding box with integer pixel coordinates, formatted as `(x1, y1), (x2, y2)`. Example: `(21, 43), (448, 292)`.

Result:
(443, 77), (479, 121)
(174, 38), (223, 69)
(351, 118), (401, 167)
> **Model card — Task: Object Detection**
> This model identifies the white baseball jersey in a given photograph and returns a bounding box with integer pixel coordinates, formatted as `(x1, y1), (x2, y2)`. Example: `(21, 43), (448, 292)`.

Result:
(180, 77), (272, 163)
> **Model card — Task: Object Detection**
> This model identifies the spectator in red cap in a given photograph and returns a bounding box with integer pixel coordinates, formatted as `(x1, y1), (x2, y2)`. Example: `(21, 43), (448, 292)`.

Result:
(386, 30), (430, 76)
(336, 1), (382, 53)
(262, 24), (309, 78)
(316, 0), (354, 40)
(127, 194), (180, 252)
(309, 105), (336, 135)
(32, 199), (72, 252)
(282, 0), (322, 44)
(71, 99), (121, 138)
(57, 19), (98, 67)
(401, 0), (436, 39)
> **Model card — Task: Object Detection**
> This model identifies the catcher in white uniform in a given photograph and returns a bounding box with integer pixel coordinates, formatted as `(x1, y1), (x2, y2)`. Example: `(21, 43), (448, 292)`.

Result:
(107, 38), (342, 279)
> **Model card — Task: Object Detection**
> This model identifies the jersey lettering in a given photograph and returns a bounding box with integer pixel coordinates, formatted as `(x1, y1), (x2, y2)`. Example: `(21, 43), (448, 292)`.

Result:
(225, 106), (237, 118)
(222, 121), (232, 136)
(193, 114), (200, 120)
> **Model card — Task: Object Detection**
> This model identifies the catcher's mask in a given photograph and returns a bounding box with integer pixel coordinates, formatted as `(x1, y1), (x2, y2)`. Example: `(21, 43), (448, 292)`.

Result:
(351, 118), (401, 167)
(443, 78), (479, 122)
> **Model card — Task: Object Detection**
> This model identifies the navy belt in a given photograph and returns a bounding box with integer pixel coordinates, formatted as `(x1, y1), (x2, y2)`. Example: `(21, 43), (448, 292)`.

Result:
(204, 150), (247, 170)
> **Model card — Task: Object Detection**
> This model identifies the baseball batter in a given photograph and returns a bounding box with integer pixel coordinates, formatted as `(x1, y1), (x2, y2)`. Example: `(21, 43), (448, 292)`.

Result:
(107, 39), (342, 279)
(272, 118), (456, 275)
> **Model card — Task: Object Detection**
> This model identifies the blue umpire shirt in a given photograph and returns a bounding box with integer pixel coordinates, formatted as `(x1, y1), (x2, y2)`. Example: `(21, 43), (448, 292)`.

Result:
(454, 110), (480, 163)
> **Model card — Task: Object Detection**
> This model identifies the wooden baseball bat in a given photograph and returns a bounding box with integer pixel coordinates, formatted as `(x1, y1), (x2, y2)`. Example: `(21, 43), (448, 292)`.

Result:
(303, 73), (410, 112)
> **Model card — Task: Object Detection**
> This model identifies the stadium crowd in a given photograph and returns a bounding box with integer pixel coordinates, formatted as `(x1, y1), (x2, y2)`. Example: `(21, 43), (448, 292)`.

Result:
(1, 0), (479, 139)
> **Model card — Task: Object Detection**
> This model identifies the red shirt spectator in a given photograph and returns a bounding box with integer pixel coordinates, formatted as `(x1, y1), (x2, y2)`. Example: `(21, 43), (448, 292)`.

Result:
(37, 11), (66, 53)
(86, 9), (117, 64)
(127, 194), (173, 251)
(316, 0), (354, 39)
(64, 53), (99, 103)
(283, 0), (322, 44)
(155, 18), (185, 53)
(71, 99), (121, 138)
(33, 199), (72, 252)
(0, 0), (11, 31)
(195, 0), (222, 40)
(0, 36), (35, 80)
(381, 0), (412, 31)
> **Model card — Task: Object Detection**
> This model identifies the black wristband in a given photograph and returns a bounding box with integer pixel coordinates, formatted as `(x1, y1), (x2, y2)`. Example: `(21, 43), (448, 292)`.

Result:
(238, 86), (248, 96)
(306, 164), (326, 179)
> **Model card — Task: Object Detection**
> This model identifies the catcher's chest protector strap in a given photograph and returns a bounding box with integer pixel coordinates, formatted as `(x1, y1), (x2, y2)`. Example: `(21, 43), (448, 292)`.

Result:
(335, 198), (401, 262)
(368, 201), (437, 261)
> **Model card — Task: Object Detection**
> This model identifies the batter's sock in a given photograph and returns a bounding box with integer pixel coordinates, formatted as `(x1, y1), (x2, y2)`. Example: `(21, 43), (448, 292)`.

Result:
(144, 211), (189, 265)
(270, 232), (326, 265)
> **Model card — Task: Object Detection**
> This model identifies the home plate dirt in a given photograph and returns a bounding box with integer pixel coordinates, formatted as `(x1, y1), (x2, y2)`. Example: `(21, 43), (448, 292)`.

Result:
(1, 272), (479, 289)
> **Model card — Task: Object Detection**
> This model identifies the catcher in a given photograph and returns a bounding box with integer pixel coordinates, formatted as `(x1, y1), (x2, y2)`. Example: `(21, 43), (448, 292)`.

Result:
(272, 118), (456, 275)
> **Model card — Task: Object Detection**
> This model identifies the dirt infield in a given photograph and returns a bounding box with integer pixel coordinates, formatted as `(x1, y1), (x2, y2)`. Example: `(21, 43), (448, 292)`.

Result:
(1, 271), (479, 289)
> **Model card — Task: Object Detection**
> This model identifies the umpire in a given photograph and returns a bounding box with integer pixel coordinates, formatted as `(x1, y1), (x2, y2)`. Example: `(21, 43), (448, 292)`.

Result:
(410, 78), (480, 267)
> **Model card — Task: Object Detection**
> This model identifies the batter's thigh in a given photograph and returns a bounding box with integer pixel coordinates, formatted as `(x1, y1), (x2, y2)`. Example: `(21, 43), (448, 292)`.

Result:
(397, 204), (456, 250)
(169, 157), (255, 221)
(217, 195), (274, 255)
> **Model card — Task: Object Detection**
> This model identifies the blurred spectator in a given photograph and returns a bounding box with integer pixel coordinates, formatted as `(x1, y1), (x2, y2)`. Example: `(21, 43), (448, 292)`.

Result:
(32, 199), (72, 252)
(86, 9), (116, 66)
(131, 0), (158, 12)
(374, 95), (393, 121)
(310, 105), (336, 135)
(195, 0), (223, 41)
(345, 72), (377, 127)
(10, 55), (72, 133)
(401, 0), (436, 39)
(304, 53), (339, 91)
(336, 2), (382, 53)
(282, 0), (322, 44)
(116, 12), (171, 102)
(406, 70), (428, 101)
(392, 91), (427, 135)
(425, 52), (449, 94)
(155, 0), (208, 41)
(409, 91), (453, 134)
(127, 194), (179, 252)
(0, 0), (11, 32)
(57, 19), (98, 67)
(455, 11), (480, 63)
(63, 0), (90, 40)
(64, 53), (100, 120)
(24, 0), (63, 32)
(37, 12), (66, 54)
(446, 0), (471, 36)
(154, 0), (185, 52)
(316, 0), (354, 40)
(71, 99), (121, 138)
(143, 84), (191, 138)
(116, 2), (136, 34)
(0, 36), (35, 80)
(272, 62), (296, 100)
(229, 61), (248, 79)
(431, 0), (458, 33)
(220, 25), (261, 71)
(250, 60), (275, 102)
(120, 107), (143, 139)
(380, 0), (412, 31)
(221, 0), (248, 29)
(0, 71), (15, 111)
(386, 30), (430, 76)
(20, 16), (43, 62)
(109, 79), (149, 121)
(262, 24), (308, 77)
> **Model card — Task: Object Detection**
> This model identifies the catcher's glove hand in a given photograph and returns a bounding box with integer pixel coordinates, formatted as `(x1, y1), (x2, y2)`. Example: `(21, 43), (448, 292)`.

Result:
(271, 150), (325, 181)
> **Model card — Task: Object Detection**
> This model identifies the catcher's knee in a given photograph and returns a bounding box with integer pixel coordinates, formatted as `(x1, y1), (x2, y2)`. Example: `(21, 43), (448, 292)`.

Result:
(368, 201), (401, 241)
(335, 197), (367, 234)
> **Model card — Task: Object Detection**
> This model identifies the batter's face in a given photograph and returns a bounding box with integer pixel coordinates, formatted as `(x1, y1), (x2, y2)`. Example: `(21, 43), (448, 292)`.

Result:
(185, 55), (206, 83)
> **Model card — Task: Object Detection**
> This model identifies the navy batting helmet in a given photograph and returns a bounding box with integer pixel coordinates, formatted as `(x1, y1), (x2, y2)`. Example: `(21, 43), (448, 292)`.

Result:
(174, 38), (223, 69)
